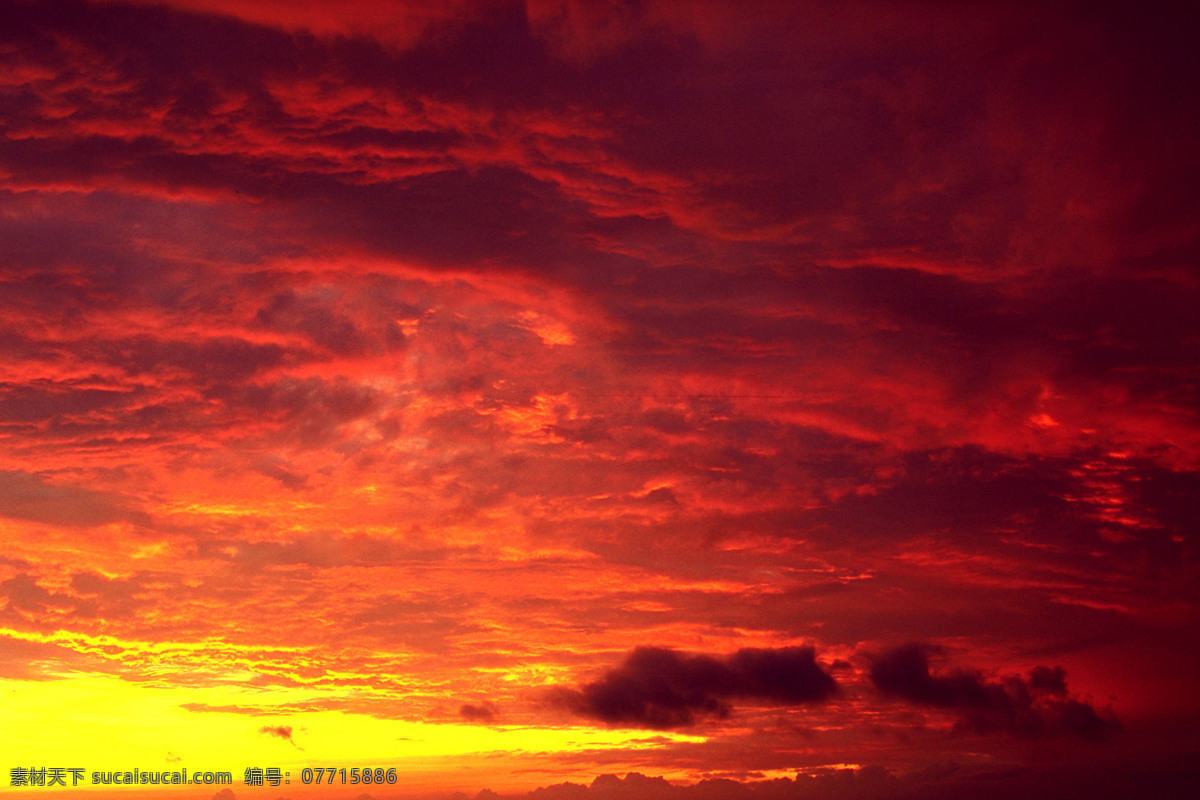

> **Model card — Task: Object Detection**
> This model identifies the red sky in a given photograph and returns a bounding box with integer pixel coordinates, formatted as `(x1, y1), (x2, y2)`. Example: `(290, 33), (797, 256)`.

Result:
(1, 1), (1198, 798)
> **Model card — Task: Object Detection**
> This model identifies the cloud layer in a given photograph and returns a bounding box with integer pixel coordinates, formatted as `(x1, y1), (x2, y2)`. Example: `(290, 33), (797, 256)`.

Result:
(1, 0), (1198, 795)
(552, 646), (838, 729)
(869, 644), (1117, 740)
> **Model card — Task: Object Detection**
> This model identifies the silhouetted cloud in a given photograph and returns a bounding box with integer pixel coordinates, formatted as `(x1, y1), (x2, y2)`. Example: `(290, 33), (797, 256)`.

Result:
(458, 760), (1200, 800)
(460, 702), (499, 723)
(552, 646), (836, 729)
(869, 643), (1118, 739)
(258, 724), (299, 747)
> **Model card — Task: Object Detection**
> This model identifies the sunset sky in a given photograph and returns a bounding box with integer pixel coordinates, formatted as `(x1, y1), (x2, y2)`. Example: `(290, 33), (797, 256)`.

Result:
(1, 1), (1198, 798)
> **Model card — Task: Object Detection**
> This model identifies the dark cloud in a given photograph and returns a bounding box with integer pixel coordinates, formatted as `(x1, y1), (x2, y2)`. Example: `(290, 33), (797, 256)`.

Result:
(801, 445), (1163, 558)
(3, 0), (1195, 284)
(108, 336), (294, 383)
(253, 289), (368, 357)
(66, 571), (149, 620)
(0, 384), (137, 426)
(869, 643), (1118, 740)
(470, 758), (1200, 800)
(870, 644), (994, 709)
(459, 702), (498, 723)
(552, 646), (836, 729)
(0, 471), (143, 528)
(258, 724), (298, 747)
(0, 574), (59, 614)
(203, 376), (382, 448)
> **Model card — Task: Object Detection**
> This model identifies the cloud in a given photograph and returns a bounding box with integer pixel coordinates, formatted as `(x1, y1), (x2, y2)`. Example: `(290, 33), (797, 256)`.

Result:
(456, 759), (1200, 800)
(258, 724), (300, 748)
(460, 702), (498, 723)
(0, 470), (143, 528)
(551, 646), (837, 729)
(869, 643), (1118, 740)
(0, 633), (102, 680)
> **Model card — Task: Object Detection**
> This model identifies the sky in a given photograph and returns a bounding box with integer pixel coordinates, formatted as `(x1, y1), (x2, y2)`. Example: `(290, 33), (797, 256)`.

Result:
(1, 1), (1198, 798)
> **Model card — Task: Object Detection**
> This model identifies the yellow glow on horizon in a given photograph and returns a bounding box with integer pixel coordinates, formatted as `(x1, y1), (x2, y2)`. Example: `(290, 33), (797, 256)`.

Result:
(1, 673), (704, 793)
